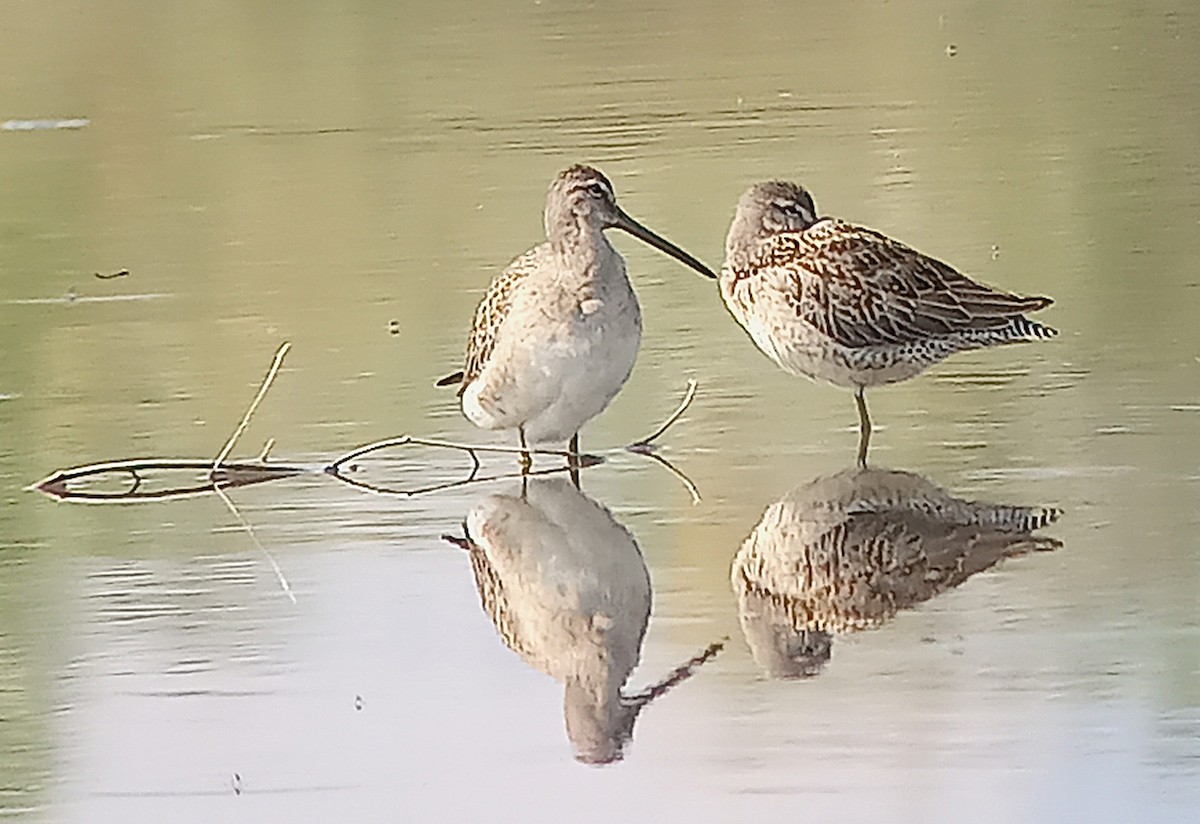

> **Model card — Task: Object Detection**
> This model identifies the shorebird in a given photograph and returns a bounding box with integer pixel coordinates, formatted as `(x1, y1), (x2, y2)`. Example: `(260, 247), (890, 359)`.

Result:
(721, 181), (1057, 465)
(437, 165), (716, 468)
(731, 466), (1061, 678)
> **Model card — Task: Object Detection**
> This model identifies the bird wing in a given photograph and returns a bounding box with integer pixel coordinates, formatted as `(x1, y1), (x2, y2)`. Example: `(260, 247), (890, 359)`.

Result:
(758, 220), (1052, 349)
(457, 244), (548, 394)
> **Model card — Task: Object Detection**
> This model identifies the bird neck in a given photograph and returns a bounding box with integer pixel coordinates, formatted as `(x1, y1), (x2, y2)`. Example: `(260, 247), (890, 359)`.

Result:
(550, 223), (616, 285)
(724, 213), (763, 270)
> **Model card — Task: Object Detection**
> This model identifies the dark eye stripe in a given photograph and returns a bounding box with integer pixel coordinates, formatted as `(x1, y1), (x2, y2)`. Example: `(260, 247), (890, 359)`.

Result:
(570, 181), (612, 200)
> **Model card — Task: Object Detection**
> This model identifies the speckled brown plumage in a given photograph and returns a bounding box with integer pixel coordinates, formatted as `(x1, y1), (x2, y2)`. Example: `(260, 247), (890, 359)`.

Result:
(436, 165), (715, 453)
(459, 246), (546, 393)
(727, 220), (1055, 349)
(721, 180), (1057, 464)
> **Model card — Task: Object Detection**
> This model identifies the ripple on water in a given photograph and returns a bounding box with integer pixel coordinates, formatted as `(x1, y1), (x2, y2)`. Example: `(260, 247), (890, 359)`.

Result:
(2, 293), (171, 305)
(1, 118), (89, 131)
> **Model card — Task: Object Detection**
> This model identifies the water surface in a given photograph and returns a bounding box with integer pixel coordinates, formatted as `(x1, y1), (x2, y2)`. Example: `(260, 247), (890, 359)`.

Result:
(2, 1), (1199, 822)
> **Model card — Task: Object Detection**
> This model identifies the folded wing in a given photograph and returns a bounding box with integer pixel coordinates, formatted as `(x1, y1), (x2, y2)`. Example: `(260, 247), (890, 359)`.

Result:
(761, 220), (1052, 349)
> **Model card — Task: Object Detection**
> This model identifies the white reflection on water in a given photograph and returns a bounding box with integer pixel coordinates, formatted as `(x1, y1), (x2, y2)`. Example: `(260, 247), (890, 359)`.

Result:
(3, 0), (1200, 819)
(3, 294), (170, 305)
(732, 466), (1061, 678)
(451, 476), (721, 765)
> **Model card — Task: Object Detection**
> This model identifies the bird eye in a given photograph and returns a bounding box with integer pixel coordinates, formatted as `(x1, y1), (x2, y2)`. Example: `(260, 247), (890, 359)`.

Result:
(586, 182), (609, 200)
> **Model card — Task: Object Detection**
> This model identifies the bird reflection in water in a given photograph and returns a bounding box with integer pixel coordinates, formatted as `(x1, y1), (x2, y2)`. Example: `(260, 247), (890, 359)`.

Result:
(446, 477), (722, 764)
(732, 467), (1062, 678)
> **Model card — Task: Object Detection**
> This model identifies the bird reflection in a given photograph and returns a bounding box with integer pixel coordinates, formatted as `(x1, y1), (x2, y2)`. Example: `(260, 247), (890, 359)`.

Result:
(448, 476), (721, 764)
(732, 466), (1061, 679)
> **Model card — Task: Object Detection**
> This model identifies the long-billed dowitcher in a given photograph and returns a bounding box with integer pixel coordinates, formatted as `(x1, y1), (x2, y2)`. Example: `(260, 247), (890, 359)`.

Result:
(721, 181), (1056, 465)
(437, 165), (716, 467)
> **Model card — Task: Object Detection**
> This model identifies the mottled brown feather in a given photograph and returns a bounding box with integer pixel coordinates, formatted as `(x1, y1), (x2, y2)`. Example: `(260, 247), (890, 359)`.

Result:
(754, 220), (1052, 349)
(456, 245), (547, 395)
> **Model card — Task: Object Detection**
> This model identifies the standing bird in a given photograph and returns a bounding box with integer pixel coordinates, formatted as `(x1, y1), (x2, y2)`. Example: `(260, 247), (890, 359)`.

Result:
(720, 181), (1056, 465)
(437, 165), (716, 468)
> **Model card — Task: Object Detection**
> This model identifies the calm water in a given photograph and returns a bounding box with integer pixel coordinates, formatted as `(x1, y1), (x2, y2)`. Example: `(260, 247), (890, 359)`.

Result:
(2, 1), (1199, 821)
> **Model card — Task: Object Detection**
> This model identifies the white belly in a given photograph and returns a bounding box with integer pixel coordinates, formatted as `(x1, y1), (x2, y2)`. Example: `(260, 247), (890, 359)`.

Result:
(463, 283), (642, 444)
(723, 274), (928, 390)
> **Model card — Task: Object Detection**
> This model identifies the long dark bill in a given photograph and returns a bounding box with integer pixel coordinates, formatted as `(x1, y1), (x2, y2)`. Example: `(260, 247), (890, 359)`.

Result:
(613, 208), (717, 280)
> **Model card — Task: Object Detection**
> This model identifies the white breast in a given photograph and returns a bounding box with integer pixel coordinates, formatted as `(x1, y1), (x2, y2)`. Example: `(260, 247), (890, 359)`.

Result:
(463, 247), (642, 444)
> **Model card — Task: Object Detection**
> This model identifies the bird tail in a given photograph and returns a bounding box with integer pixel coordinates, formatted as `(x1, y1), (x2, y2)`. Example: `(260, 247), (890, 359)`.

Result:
(1007, 314), (1058, 341)
(435, 370), (464, 388)
(965, 503), (1063, 533)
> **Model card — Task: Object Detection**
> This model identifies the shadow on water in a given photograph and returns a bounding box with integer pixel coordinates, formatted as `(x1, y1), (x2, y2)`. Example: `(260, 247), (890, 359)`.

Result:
(445, 476), (722, 765)
(731, 466), (1062, 679)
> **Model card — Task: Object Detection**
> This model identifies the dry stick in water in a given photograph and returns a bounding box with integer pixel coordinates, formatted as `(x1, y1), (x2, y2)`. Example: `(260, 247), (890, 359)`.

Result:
(628, 378), (698, 452)
(31, 458), (307, 502)
(328, 439), (601, 497)
(32, 341), (303, 504)
(634, 379), (702, 504)
(214, 342), (292, 469)
(324, 379), (703, 500)
(34, 351), (701, 505)
(211, 342), (296, 602)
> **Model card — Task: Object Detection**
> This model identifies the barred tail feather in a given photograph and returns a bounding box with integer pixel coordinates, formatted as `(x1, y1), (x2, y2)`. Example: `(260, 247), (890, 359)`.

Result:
(976, 314), (1057, 345)
(1008, 314), (1058, 341)
(967, 503), (1063, 533)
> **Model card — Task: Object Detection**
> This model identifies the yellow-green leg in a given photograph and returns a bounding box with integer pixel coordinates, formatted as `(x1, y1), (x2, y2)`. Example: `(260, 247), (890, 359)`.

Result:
(519, 426), (532, 474)
(855, 387), (872, 469)
(568, 433), (581, 489)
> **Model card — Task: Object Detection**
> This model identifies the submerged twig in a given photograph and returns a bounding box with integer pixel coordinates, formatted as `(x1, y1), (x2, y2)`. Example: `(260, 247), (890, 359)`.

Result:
(328, 435), (588, 466)
(32, 458), (309, 502)
(329, 448), (596, 497)
(322, 380), (702, 498)
(33, 351), (705, 503)
(35, 344), (302, 503)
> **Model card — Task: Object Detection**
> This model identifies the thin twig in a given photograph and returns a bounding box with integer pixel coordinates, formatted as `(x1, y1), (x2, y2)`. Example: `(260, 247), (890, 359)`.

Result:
(213, 342), (291, 470)
(31, 458), (310, 502)
(214, 484), (296, 604)
(327, 435), (585, 467)
(323, 433), (603, 495)
(628, 379), (698, 452)
(34, 351), (705, 504)
(399, 436), (581, 460)
(320, 381), (702, 499)
(330, 459), (585, 497)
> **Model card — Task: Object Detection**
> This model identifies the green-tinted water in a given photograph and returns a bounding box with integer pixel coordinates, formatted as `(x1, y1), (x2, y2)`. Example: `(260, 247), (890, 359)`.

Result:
(2, 1), (1198, 821)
